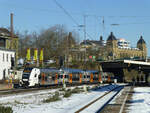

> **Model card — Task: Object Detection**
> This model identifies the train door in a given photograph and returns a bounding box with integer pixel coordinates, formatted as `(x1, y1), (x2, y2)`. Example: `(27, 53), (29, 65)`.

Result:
(79, 73), (82, 83)
(98, 73), (102, 83)
(55, 74), (58, 84)
(107, 75), (111, 83)
(41, 73), (45, 85)
(69, 73), (72, 83)
(90, 73), (93, 83)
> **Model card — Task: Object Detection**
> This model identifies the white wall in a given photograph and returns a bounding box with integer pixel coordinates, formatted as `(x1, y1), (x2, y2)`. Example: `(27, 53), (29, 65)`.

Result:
(0, 49), (15, 80)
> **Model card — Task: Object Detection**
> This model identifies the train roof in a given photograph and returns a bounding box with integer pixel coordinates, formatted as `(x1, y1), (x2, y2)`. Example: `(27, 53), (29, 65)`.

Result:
(40, 68), (59, 73)
(23, 67), (99, 74)
(62, 68), (84, 74)
(61, 68), (99, 74)
(85, 70), (99, 74)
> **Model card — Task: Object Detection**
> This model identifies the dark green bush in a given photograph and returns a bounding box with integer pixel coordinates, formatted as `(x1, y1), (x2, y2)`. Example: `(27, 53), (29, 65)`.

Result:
(87, 86), (90, 91)
(59, 88), (66, 91)
(71, 87), (83, 94)
(43, 91), (61, 103)
(0, 106), (13, 113)
(63, 91), (72, 98)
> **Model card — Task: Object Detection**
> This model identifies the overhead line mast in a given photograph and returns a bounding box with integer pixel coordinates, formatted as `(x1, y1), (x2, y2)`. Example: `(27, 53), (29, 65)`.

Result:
(84, 15), (87, 70)
(53, 0), (79, 26)
(53, 0), (93, 40)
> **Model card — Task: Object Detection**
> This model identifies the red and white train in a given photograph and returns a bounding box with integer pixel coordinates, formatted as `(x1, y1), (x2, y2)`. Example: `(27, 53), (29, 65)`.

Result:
(19, 67), (113, 87)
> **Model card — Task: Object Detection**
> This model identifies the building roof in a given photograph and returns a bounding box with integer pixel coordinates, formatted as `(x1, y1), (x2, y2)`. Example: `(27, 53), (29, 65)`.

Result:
(137, 36), (146, 44)
(80, 35), (105, 46)
(0, 28), (18, 38)
(80, 40), (92, 45)
(0, 47), (15, 52)
(107, 32), (117, 41)
(80, 39), (104, 46)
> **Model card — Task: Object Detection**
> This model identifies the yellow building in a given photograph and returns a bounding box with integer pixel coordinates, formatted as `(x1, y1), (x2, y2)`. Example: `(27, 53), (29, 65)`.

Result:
(76, 32), (147, 62)
(0, 28), (19, 62)
(105, 32), (147, 60)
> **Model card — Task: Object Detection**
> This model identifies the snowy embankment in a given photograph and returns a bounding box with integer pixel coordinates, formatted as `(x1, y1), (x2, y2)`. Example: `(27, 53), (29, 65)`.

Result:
(0, 84), (119, 113)
(128, 87), (150, 113)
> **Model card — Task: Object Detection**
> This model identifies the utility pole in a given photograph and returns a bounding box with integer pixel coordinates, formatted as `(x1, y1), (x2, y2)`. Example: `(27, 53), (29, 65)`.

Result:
(102, 16), (105, 37)
(84, 15), (86, 44)
(10, 13), (14, 38)
(67, 33), (69, 68)
(83, 15), (87, 70)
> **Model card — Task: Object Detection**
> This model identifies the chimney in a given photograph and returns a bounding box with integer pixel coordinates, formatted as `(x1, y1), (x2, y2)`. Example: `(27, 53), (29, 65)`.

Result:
(10, 13), (13, 38)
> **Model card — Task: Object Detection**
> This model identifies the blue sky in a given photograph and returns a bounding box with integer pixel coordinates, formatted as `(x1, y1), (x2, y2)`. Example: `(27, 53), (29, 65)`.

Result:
(0, 0), (150, 55)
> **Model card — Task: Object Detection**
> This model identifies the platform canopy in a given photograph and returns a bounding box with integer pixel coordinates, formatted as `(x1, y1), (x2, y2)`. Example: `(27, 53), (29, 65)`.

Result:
(99, 60), (150, 73)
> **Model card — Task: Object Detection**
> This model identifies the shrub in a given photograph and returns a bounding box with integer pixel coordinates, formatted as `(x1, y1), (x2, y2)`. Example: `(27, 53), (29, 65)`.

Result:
(59, 88), (66, 91)
(63, 88), (83, 98)
(43, 91), (61, 103)
(71, 88), (79, 94)
(87, 86), (90, 91)
(71, 87), (83, 94)
(0, 106), (13, 113)
(63, 91), (72, 98)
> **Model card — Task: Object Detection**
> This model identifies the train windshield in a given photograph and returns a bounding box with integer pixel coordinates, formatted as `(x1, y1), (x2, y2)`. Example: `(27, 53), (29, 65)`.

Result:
(22, 73), (30, 79)
(23, 68), (33, 73)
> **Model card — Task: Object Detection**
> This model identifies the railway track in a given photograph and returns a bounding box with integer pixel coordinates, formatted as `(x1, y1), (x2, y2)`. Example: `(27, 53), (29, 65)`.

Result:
(0, 82), (104, 95)
(75, 85), (124, 113)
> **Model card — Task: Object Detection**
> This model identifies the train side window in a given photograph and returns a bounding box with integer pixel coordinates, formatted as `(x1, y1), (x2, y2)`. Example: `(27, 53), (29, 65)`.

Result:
(65, 75), (68, 78)
(52, 76), (55, 80)
(39, 75), (41, 79)
(76, 74), (78, 78)
(45, 76), (48, 81)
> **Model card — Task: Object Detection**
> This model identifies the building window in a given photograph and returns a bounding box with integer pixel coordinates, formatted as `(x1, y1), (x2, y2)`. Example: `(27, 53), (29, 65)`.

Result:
(3, 53), (4, 62)
(7, 54), (8, 62)
(0, 38), (6, 48)
(3, 69), (6, 80)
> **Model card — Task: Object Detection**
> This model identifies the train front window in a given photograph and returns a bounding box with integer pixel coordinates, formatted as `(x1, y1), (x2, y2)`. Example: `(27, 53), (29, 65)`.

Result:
(22, 73), (30, 79)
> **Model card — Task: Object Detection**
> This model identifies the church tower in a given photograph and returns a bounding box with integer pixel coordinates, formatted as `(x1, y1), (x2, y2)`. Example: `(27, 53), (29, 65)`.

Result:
(137, 36), (147, 59)
(106, 32), (118, 60)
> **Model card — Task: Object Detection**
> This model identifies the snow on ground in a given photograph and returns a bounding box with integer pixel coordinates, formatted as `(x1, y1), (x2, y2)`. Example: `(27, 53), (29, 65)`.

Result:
(80, 86), (123, 113)
(128, 87), (150, 113)
(0, 84), (119, 113)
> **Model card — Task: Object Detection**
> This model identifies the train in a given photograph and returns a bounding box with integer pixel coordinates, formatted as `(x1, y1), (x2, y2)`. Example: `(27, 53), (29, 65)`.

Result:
(18, 67), (114, 88)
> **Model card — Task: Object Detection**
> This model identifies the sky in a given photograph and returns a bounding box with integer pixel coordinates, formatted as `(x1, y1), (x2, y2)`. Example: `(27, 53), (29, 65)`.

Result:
(0, 0), (150, 55)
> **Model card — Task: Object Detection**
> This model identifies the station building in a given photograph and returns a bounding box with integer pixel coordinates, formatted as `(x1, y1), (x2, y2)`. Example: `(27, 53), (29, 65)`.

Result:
(0, 28), (18, 60)
(0, 48), (15, 80)
(105, 32), (147, 60)
(0, 28), (18, 80)
(69, 32), (147, 62)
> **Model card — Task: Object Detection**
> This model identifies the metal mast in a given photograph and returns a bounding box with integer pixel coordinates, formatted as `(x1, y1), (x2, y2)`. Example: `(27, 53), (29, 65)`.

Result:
(84, 15), (87, 70)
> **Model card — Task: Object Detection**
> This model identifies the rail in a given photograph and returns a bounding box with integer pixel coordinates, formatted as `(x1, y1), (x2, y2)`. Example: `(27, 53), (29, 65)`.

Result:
(75, 85), (124, 113)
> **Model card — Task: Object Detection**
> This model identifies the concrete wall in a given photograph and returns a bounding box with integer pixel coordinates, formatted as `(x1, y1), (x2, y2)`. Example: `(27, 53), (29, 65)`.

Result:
(0, 49), (15, 80)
